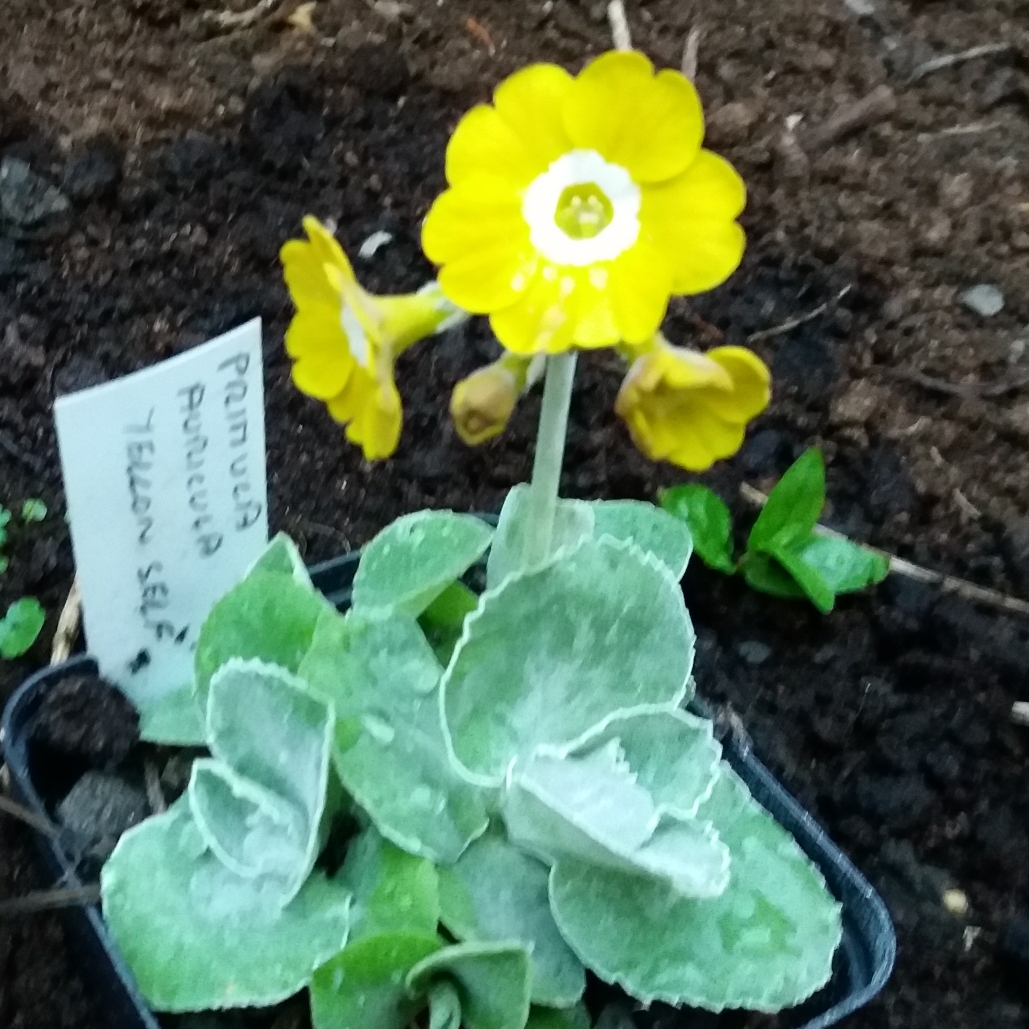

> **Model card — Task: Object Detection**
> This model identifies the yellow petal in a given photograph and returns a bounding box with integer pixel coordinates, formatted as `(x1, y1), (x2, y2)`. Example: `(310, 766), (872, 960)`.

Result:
(280, 239), (338, 310)
(325, 369), (367, 425)
(641, 151), (746, 295)
(490, 267), (577, 355)
(570, 266), (619, 348)
(609, 241), (673, 344)
(439, 247), (534, 314)
(445, 105), (541, 189)
(302, 216), (355, 281)
(345, 382), (402, 461)
(285, 307), (354, 400)
(563, 51), (703, 183)
(706, 347), (771, 421)
(422, 177), (526, 263)
(493, 63), (574, 172)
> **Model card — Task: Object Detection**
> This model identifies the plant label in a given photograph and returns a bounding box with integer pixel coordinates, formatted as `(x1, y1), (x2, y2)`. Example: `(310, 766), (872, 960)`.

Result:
(54, 319), (268, 712)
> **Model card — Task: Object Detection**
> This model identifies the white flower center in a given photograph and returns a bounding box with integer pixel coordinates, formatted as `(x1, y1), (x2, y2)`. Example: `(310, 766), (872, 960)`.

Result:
(341, 304), (370, 369)
(522, 150), (641, 267)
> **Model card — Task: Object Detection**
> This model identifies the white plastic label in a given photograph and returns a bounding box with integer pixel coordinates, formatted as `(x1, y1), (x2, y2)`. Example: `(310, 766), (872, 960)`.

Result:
(54, 319), (268, 711)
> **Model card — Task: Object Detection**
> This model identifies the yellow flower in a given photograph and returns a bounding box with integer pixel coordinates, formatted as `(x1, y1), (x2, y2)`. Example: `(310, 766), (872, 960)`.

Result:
(281, 216), (465, 460)
(422, 50), (746, 356)
(615, 338), (770, 472)
(450, 353), (537, 445)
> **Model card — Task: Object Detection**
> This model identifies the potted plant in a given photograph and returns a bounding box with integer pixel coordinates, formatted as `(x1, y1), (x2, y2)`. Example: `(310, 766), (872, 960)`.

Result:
(4, 48), (894, 1029)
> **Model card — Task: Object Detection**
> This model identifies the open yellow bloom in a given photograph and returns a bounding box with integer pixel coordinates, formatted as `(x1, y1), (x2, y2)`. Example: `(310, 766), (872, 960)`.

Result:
(422, 50), (746, 356)
(615, 339), (770, 472)
(281, 216), (464, 460)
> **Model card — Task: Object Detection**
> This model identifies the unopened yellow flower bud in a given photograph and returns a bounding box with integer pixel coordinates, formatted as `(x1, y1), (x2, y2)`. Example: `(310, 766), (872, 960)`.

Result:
(451, 354), (534, 445)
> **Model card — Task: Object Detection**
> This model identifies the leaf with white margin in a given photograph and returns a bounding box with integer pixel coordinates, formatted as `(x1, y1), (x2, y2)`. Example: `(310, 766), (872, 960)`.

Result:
(549, 764), (843, 1011)
(563, 708), (722, 818)
(309, 931), (442, 1029)
(486, 484), (594, 590)
(298, 609), (488, 863)
(352, 510), (494, 616)
(339, 825), (440, 941)
(188, 759), (310, 901)
(101, 802), (351, 1011)
(194, 567), (331, 714)
(246, 531), (313, 585)
(139, 681), (206, 746)
(590, 500), (693, 580)
(437, 828), (586, 1006)
(407, 941), (532, 1029)
(442, 536), (695, 785)
(504, 742), (729, 899)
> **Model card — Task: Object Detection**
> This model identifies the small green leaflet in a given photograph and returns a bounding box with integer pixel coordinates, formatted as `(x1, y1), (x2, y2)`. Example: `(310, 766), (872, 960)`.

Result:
(0, 506), (10, 573)
(660, 485), (735, 574)
(748, 447), (824, 552)
(21, 499), (47, 523)
(0, 597), (45, 658)
(794, 535), (891, 594)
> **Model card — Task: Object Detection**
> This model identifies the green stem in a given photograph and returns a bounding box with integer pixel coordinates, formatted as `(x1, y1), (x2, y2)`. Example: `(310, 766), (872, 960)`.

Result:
(521, 352), (578, 570)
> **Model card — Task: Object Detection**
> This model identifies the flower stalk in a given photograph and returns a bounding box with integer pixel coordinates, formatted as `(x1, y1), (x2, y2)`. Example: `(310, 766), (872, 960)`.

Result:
(520, 352), (578, 571)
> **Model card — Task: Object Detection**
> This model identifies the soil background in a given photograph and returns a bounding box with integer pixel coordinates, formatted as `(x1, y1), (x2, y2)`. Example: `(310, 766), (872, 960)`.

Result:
(3, 0), (1029, 1027)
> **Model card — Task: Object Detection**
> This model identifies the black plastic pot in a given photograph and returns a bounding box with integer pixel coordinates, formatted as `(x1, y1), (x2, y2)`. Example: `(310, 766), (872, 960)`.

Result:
(2, 549), (895, 1029)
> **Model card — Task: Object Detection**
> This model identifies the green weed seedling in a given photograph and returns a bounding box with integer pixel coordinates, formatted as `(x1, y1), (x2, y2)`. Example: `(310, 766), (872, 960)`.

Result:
(661, 448), (890, 613)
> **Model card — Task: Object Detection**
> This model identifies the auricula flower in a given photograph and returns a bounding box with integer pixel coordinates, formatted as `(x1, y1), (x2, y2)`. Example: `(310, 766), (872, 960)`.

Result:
(422, 50), (746, 356)
(280, 217), (465, 460)
(615, 336), (770, 472)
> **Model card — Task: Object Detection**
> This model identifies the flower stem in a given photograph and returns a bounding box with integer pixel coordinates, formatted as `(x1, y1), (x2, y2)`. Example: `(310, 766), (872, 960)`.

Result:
(521, 351), (577, 571)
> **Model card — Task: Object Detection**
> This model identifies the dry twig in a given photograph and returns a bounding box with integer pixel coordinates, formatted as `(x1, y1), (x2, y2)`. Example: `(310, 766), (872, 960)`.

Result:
(464, 17), (496, 55)
(0, 792), (61, 840)
(746, 286), (852, 343)
(202, 0), (279, 31)
(804, 85), (896, 151)
(0, 884), (100, 918)
(917, 121), (1005, 142)
(739, 483), (1029, 619)
(909, 42), (1012, 84)
(144, 759), (167, 814)
(681, 27), (701, 82)
(607, 0), (632, 52)
(49, 578), (81, 666)
(888, 366), (1029, 400)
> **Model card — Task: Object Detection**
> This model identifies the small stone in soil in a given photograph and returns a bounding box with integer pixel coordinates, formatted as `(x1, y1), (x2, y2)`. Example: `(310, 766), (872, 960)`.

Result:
(57, 771), (148, 860)
(961, 284), (1005, 318)
(0, 156), (70, 228)
(736, 640), (772, 666)
(739, 427), (792, 476)
(31, 674), (139, 768)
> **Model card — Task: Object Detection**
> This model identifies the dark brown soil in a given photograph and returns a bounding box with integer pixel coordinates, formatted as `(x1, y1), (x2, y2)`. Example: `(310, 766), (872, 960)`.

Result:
(3, 1), (1029, 1027)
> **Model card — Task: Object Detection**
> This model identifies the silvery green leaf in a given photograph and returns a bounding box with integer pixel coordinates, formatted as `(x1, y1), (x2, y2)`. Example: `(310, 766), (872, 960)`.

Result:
(139, 682), (206, 745)
(194, 567), (330, 713)
(563, 708), (722, 818)
(340, 826), (440, 941)
(504, 743), (728, 899)
(352, 510), (493, 616)
(549, 764), (843, 1011)
(590, 500), (693, 580)
(437, 829), (585, 1006)
(442, 537), (695, 785)
(207, 660), (333, 825)
(298, 610), (488, 863)
(101, 802), (351, 1011)
(309, 931), (442, 1029)
(246, 532), (313, 585)
(407, 941), (532, 1029)
(486, 485), (594, 590)
(188, 759), (309, 904)
(428, 980), (463, 1029)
